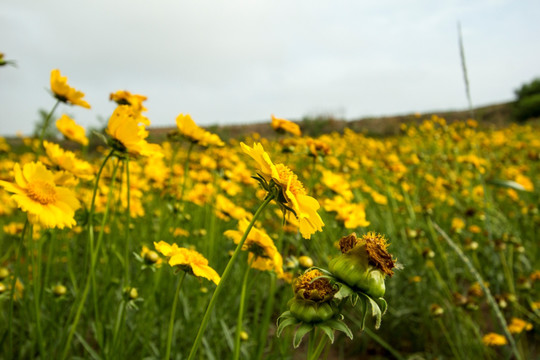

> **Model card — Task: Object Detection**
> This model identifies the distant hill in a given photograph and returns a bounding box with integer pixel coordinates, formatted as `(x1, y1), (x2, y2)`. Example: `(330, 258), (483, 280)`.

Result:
(148, 101), (514, 141)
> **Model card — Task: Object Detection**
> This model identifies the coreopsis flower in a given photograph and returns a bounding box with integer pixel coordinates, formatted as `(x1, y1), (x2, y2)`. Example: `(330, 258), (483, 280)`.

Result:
(43, 141), (94, 180)
(0, 162), (80, 229)
(240, 142), (324, 239)
(224, 218), (283, 276)
(507, 317), (533, 334)
(110, 90), (148, 115)
(482, 333), (507, 346)
(56, 114), (89, 146)
(214, 194), (253, 221)
(175, 113), (224, 147)
(329, 232), (396, 298)
(271, 114), (301, 137)
(154, 241), (220, 285)
(323, 196), (370, 229)
(50, 69), (91, 109)
(106, 105), (163, 157)
(306, 138), (331, 157)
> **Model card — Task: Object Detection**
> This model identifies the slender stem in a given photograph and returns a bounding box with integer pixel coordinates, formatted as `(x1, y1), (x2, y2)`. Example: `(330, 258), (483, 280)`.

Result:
(30, 223), (46, 357)
(124, 155), (131, 284)
(436, 318), (462, 360)
(111, 300), (127, 355)
(363, 327), (405, 360)
(179, 142), (194, 204)
(38, 99), (61, 154)
(7, 219), (28, 358)
(233, 262), (252, 360)
(60, 149), (115, 360)
(255, 272), (277, 360)
(187, 194), (275, 360)
(433, 222), (523, 360)
(165, 271), (187, 360)
(308, 332), (328, 360)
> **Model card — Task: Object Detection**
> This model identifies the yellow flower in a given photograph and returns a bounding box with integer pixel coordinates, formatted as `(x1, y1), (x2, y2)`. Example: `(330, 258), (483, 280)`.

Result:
(154, 241), (220, 285)
(110, 90), (148, 115)
(56, 114), (89, 146)
(240, 142), (324, 239)
(0, 162), (80, 229)
(43, 141), (94, 180)
(50, 69), (91, 109)
(306, 138), (330, 157)
(106, 105), (163, 157)
(224, 218), (283, 276)
(175, 113), (224, 147)
(507, 317), (533, 334)
(271, 114), (301, 137)
(482, 332), (507, 346)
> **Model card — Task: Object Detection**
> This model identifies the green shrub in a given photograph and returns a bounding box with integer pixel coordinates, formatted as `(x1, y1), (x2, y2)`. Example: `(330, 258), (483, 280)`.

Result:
(514, 78), (540, 122)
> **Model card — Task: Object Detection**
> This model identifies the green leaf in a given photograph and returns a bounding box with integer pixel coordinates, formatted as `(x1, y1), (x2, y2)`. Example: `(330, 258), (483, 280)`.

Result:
(293, 323), (314, 348)
(325, 318), (353, 340)
(358, 296), (368, 331)
(488, 179), (528, 191)
(375, 297), (388, 315)
(317, 324), (335, 344)
(363, 294), (383, 329)
(277, 317), (299, 337)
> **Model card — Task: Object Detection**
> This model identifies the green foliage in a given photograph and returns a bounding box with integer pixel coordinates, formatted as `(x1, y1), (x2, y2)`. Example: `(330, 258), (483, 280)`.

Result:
(513, 78), (540, 122)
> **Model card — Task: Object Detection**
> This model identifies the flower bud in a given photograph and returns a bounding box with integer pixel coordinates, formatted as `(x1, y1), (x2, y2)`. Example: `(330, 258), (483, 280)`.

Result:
(0, 282), (6, 294)
(298, 256), (313, 268)
(53, 284), (67, 297)
(0, 267), (9, 281)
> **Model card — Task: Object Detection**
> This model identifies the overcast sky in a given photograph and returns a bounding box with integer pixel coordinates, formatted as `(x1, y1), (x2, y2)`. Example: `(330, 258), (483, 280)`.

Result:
(1, 0), (539, 136)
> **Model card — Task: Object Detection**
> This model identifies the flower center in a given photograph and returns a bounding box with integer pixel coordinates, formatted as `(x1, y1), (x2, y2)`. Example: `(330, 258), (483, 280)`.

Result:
(275, 164), (306, 195)
(295, 269), (336, 300)
(26, 180), (57, 205)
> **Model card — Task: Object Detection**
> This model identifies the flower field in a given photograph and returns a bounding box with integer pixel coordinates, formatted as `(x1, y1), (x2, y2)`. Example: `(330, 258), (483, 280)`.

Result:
(0, 69), (539, 359)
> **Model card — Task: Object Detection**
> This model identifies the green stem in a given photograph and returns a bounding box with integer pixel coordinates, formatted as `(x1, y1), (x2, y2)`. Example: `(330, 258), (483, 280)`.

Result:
(233, 261), (252, 360)
(433, 222), (523, 360)
(165, 271), (187, 360)
(255, 272), (276, 360)
(187, 194), (275, 360)
(60, 149), (115, 360)
(30, 223), (46, 357)
(7, 219), (28, 358)
(349, 318), (405, 360)
(308, 332), (328, 360)
(38, 99), (61, 154)
(124, 155), (131, 284)
(436, 318), (462, 360)
(179, 142), (194, 204)
(111, 300), (127, 355)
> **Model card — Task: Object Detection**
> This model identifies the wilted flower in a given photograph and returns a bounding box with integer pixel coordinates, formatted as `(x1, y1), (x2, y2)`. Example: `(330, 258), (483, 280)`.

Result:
(329, 232), (396, 298)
